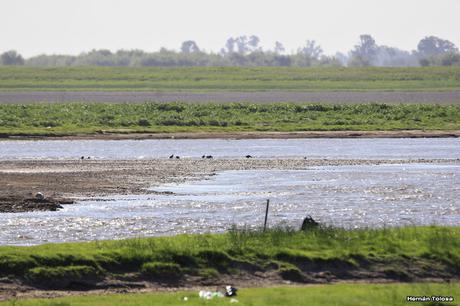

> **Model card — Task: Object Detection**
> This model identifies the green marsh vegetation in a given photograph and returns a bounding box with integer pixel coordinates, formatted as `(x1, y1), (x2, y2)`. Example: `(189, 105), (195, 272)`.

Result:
(1, 102), (459, 136)
(1, 66), (460, 91)
(0, 226), (458, 290)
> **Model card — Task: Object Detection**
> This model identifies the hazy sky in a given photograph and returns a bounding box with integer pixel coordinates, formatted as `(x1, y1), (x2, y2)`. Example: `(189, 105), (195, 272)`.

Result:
(2, 0), (459, 57)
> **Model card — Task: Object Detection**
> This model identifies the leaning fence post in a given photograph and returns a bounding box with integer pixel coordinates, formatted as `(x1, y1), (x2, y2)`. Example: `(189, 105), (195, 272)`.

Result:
(263, 199), (270, 232)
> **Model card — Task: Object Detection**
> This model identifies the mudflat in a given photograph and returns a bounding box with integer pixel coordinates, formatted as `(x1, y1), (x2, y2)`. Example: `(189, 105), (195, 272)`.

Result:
(3, 130), (460, 140)
(1, 158), (458, 213)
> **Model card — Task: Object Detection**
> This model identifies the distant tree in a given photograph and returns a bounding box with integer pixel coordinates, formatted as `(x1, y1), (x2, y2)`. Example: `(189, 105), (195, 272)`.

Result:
(318, 55), (343, 67)
(223, 35), (261, 54)
(27, 54), (77, 66)
(419, 58), (430, 67)
(274, 41), (285, 54)
(334, 52), (349, 66)
(417, 36), (458, 58)
(298, 40), (323, 59)
(226, 52), (248, 65)
(356, 35), (378, 58)
(75, 49), (115, 66)
(115, 49), (145, 66)
(373, 46), (418, 67)
(440, 52), (460, 66)
(116, 49), (145, 57)
(9, 34), (460, 67)
(349, 34), (378, 66)
(94, 49), (112, 56)
(1, 50), (24, 65)
(348, 56), (367, 67)
(234, 37), (247, 54)
(247, 35), (260, 52)
(224, 38), (236, 53)
(273, 55), (291, 66)
(180, 40), (200, 54)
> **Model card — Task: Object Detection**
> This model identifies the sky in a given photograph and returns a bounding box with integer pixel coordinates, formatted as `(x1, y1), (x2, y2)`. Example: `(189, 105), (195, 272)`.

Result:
(1, 0), (460, 57)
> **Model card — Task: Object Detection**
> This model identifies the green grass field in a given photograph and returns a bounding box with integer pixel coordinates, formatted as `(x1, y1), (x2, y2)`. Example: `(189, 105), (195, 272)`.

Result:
(0, 227), (458, 291)
(1, 66), (460, 92)
(2, 283), (458, 306)
(1, 102), (459, 136)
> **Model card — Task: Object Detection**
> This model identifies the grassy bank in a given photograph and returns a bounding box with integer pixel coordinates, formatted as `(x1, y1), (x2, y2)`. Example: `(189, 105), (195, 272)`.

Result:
(0, 227), (459, 290)
(1, 102), (460, 136)
(2, 283), (459, 306)
(1, 66), (460, 92)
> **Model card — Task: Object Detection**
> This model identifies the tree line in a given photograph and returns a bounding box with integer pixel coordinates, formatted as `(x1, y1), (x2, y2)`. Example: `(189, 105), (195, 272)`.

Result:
(1, 35), (459, 67)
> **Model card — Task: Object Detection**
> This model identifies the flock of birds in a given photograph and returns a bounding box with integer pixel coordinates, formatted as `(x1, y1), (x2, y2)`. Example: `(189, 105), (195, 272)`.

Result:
(79, 155), (313, 160)
(79, 155), (255, 160)
(169, 154), (253, 159)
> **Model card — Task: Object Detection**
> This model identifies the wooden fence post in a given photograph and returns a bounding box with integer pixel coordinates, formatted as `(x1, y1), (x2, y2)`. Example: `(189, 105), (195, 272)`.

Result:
(263, 199), (270, 232)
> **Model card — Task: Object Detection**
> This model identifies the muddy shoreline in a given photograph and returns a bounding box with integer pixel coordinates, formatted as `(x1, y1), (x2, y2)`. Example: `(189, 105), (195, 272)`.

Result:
(1, 158), (459, 213)
(0, 195), (73, 213)
(2, 130), (460, 141)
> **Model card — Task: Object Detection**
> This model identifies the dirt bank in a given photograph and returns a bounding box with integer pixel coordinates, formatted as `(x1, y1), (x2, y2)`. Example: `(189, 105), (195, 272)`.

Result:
(1, 158), (458, 213)
(2, 130), (460, 141)
(0, 195), (73, 213)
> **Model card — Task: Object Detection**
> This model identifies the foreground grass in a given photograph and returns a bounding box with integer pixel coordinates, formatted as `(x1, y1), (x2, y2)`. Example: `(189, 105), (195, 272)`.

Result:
(0, 227), (459, 290)
(2, 283), (459, 306)
(1, 102), (459, 136)
(0, 66), (460, 92)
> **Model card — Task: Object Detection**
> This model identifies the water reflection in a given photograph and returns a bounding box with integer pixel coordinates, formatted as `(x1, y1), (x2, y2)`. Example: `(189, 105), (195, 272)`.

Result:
(1, 138), (459, 160)
(1, 164), (459, 245)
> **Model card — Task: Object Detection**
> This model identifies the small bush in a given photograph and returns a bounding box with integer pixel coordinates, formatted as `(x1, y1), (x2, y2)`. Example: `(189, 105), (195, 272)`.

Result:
(198, 268), (219, 279)
(25, 265), (101, 289)
(171, 253), (198, 268)
(0, 255), (37, 276)
(157, 119), (183, 126)
(303, 104), (330, 112)
(208, 120), (220, 126)
(156, 103), (185, 112)
(38, 121), (61, 127)
(137, 118), (151, 126)
(141, 262), (183, 281)
(31, 253), (98, 268)
(278, 263), (305, 282)
(383, 267), (412, 281)
(197, 250), (233, 271)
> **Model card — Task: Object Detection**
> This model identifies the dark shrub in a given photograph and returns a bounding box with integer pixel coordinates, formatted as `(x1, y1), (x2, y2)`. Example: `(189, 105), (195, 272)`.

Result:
(138, 118), (151, 126)
(25, 265), (101, 289)
(141, 262), (183, 281)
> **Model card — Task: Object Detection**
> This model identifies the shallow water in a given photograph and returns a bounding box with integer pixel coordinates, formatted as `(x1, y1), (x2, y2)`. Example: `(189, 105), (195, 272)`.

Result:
(1, 163), (459, 246)
(0, 138), (459, 160)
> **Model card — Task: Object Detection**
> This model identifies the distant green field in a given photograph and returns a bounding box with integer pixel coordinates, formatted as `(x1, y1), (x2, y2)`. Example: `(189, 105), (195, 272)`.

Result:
(2, 283), (458, 306)
(1, 66), (460, 91)
(0, 102), (459, 136)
